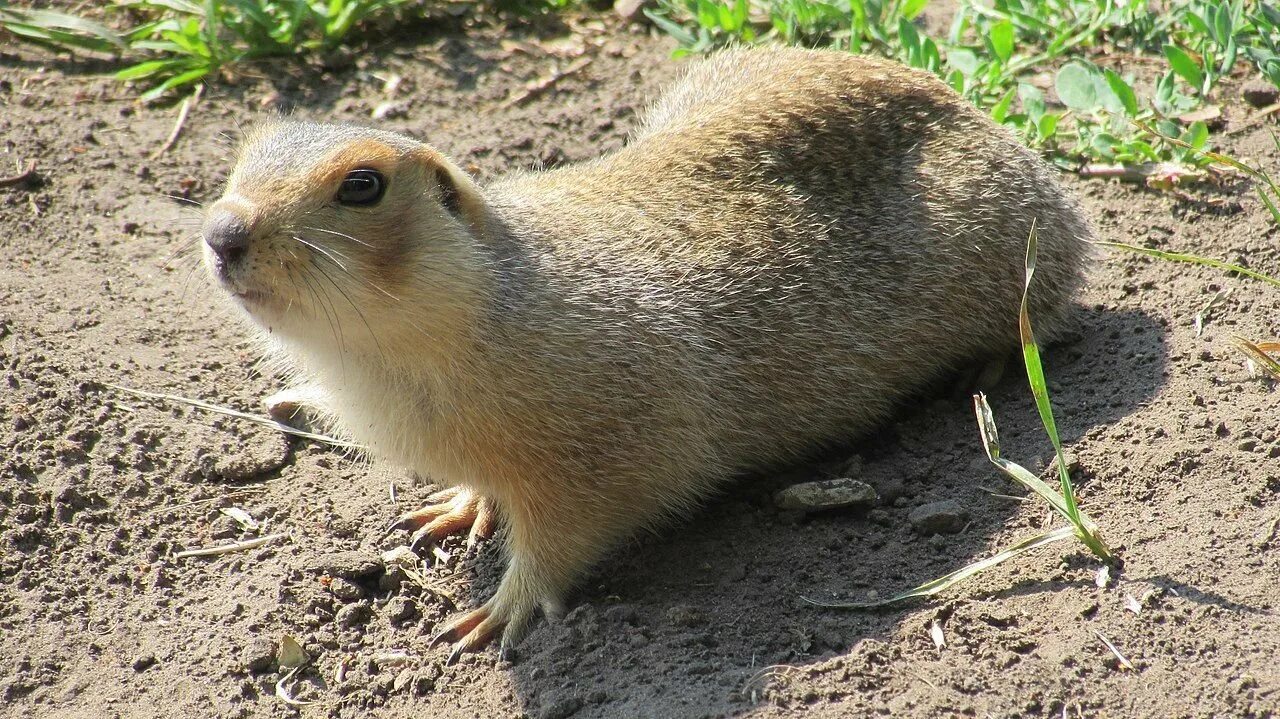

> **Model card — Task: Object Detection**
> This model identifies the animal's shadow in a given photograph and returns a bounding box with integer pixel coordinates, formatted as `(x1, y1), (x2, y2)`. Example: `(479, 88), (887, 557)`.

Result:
(428, 306), (1173, 719)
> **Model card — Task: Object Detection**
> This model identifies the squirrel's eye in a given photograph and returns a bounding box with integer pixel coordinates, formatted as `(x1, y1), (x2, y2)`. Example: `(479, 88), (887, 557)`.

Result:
(336, 169), (386, 206)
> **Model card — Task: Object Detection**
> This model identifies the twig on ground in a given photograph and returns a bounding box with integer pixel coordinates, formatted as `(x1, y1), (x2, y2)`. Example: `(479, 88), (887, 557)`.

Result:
(173, 532), (288, 559)
(1093, 629), (1135, 670)
(499, 57), (593, 109)
(106, 383), (362, 448)
(151, 84), (203, 160)
(0, 160), (38, 187)
(1227, 102), (1280, 136)
(146, 487), (268, 517)
(1077, 161), (1209, 184)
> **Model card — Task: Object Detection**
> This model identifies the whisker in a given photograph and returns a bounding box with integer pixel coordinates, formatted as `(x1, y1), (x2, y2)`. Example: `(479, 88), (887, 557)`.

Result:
(301, 225), (374, 249)
(161, 234), (201, 270)
(290, 230), (401, 302)
(163, 194), (204, 207)
(309, 257), (387, 363)
(291, 235), (350, 271)
(299, 263), (346, 363)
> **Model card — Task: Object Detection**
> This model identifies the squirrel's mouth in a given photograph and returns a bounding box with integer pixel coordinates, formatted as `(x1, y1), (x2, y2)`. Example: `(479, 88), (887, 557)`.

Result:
(233, 289), (271, 305)
(223, 282), (282, 312)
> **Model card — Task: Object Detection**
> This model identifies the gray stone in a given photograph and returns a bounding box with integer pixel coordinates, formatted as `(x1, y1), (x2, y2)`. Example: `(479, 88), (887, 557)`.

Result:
(386, 597), (417, 624)
(774, 477), (877, 512)
(304, 550), (381, 579)
(328, 577), (365, 602)
(909, 500), (969, 535)
(243, 637), (276, 674)
(335, 602), (372, 628)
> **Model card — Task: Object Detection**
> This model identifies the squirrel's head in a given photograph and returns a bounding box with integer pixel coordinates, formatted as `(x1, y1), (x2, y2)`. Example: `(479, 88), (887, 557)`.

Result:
(202, 120), (488, 359)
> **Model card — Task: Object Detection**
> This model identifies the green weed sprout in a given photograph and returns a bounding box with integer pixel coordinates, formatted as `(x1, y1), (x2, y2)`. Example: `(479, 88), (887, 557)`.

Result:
(0, 1), (413, 101)
(805, 226), (1115, 609)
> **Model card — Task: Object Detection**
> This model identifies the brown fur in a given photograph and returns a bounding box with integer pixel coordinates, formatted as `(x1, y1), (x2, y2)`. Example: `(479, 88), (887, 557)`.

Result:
(202, 47), (1093, 653)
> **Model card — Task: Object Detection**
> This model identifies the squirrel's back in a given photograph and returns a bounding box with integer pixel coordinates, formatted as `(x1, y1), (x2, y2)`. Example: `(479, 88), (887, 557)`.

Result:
(476, 47), (1090, 473)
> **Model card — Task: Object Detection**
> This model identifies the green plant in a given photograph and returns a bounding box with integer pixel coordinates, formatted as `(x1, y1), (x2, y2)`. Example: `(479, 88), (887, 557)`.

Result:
(646, 0), (1280, 172)
(806, 227), (1115, 609)
(0, 0), (414, 101)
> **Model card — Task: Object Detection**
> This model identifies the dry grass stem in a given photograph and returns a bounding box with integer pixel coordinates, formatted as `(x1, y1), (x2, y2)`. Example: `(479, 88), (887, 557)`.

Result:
(173, 532), (288, 559)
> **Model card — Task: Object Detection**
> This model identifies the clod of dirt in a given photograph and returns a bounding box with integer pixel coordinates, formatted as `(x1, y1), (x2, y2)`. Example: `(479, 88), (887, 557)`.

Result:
(774, 477), (878, 512)
(304, 550), (381, 579)
(540, 695), (584, 719)
(212, 437), (289, 481)
(665, 605), (706, 628)
(132, 653), (157, 672)
(328, 577), (366, 602)
(386, 597), (417, 624)
(243, 636), (277, 674)
(336, 602), (372, 628)
(1241, 79), (1280, 108)
(908, 500), (970, 535)
(603, 604), (638, 625)
(1047, 451), (1081, 477)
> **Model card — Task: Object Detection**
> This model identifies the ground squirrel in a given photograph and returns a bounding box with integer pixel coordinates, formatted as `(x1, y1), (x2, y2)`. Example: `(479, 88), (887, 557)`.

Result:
(201, 47), (1092, 660)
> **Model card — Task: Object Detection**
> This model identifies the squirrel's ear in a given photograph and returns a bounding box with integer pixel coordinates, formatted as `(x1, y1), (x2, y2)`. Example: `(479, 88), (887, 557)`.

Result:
(415, 148), (487, 235)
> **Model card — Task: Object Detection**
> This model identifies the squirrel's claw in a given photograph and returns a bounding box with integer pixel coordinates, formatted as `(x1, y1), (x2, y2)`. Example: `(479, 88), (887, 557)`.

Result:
(433, 593), (535, 664)
(433, 605), (503, 665)
(385, 487), (495, 548)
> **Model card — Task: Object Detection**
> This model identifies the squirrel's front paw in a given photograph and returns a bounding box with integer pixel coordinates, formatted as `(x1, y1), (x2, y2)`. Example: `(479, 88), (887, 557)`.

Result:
(390, 486), (497, 550)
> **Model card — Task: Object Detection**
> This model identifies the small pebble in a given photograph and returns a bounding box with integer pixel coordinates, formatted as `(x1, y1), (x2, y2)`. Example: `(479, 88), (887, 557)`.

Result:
(774, 477), (877, 512)
(132, 653), (157, 672)
(305, 550), (381, 579)
(908, 500), (969, 535)
(328, 577), (365, 602)
(1241, 79), (1280, 108)
(336, 602), (372, 628)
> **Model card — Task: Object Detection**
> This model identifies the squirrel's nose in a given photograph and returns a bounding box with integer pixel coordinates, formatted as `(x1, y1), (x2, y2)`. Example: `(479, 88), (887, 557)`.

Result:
(203, 210), (251, 268)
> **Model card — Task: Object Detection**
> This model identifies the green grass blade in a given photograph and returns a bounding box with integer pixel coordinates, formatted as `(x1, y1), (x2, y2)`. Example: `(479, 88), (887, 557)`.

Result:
(116, 58), (184, 80)
(973, 392), (1074, 521)
(802, 525), (1076, 608)
(1020, 226), (1116, 564)
(1019, 224), (1079, 515)
(117, 0), (204, 14)
(139, 64), (211, 102)
(1256, 185), (1280, 225)
(0, 7), (126, 51)
(1097, 241), (1280, 289)
(1, 22), (122, 54)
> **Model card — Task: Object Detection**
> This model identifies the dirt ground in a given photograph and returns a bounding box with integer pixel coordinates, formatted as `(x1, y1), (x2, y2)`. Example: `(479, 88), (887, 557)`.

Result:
(2, 9), (1279, 719)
